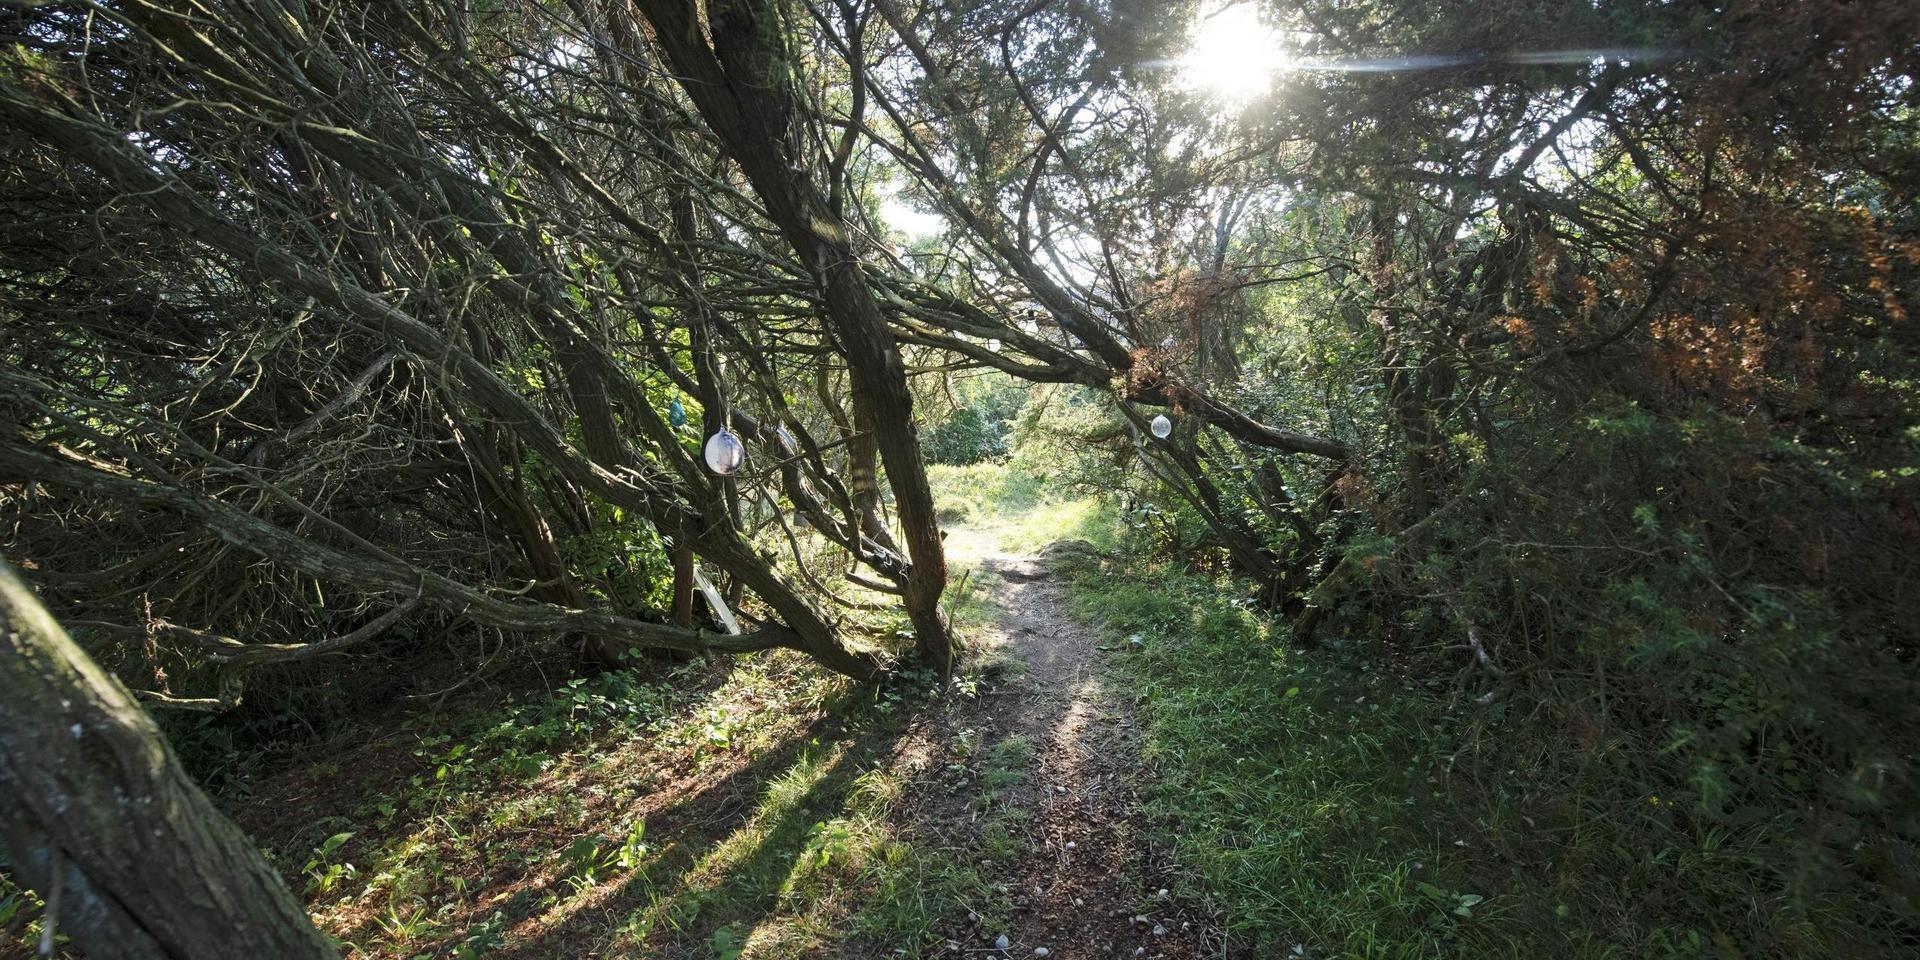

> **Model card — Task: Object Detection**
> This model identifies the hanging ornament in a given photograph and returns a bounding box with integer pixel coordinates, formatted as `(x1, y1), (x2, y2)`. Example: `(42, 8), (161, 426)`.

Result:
(704, 429), (745, 475)
(1150, 414), (1173, 439)
(668, 397), (688, 428)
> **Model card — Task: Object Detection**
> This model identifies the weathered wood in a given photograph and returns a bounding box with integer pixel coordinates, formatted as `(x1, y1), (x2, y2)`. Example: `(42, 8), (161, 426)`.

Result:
(0, 558), (336, 960)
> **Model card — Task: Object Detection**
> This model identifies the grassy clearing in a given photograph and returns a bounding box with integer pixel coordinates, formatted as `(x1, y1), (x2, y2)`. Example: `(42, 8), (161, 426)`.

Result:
(927, 462), (1117, 566)
(1065, 552), (1870, 959)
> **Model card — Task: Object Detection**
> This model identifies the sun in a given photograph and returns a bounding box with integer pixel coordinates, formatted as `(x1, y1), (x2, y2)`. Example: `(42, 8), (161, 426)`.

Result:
(1179, 2), (1287, 103)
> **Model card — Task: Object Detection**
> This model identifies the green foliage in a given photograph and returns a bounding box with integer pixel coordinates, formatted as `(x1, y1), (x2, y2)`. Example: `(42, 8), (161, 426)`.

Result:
(451, 911), (509, 959)
(558, 821), (651, 888)
(0, 863), (49, 953)
(559, 497), (676, 614)
(921, 374), (1029, 464)
(1004, 385), (1132, 494)
(922, 405), (1007, 465)
(1074, 521), (1919, 957)
(302, 831), (357, 894)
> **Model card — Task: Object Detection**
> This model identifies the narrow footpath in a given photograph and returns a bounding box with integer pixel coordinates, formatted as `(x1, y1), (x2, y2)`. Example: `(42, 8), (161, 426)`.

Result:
(906, 540), (1216, 959)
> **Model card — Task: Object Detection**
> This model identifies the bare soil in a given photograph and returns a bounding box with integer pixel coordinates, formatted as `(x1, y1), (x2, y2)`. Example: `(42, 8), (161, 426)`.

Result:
(910, 543), (1219, 960)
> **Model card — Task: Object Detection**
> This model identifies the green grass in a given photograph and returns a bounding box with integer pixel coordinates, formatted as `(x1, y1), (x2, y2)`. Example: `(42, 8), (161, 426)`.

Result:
(1068, 566), (1469, 957)
(1063, 553), (1856, 959)
(206, 654), (1011, 960)
(927, 461), (1119, 568)
(979, 733), (1033, 802)
(107, 463), (1086, 960)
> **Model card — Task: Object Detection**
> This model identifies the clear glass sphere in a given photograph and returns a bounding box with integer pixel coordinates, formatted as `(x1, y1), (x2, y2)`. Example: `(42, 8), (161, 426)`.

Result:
(1150, 414), (1173, 439)
(704, 429), (746, 475)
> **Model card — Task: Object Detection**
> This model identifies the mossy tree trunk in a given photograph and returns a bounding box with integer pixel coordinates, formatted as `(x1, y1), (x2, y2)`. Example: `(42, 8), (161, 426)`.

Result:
(0, 559), (335, 960)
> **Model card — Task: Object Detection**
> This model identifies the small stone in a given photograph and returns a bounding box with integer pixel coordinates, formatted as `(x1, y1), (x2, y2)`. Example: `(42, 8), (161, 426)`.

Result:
(1134, 949), (1146, 957)
(1065, 841), (1077, 850)
(1156, 888), (1169, 899)
(995, 933), (1011, 950)
(1152, 924), (1167, 936)
(1073, 897), (1084, 907)
(1034, 949), (1051, 958)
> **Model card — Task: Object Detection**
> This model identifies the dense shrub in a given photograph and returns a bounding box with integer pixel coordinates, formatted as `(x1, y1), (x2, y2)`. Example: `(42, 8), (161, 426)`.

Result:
(921, 380), (1030, 465)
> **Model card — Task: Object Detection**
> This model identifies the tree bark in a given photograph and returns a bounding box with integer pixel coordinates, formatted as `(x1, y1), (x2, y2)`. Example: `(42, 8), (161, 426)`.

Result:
(0, 558), (336, 960)
(637, 0), (954, 676)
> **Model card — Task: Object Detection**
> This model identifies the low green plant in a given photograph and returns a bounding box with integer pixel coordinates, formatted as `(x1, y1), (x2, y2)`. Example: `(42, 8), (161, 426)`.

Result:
(451, 911), (508, 959)
(302, 831), (357, 895)
(707, 924), (745, 960)
(377, 901), (437, 943)
(0, 865), (47, 950)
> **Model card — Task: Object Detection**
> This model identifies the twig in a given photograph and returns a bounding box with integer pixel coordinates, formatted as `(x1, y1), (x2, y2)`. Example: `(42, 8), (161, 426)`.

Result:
(38, 848), (61, 958)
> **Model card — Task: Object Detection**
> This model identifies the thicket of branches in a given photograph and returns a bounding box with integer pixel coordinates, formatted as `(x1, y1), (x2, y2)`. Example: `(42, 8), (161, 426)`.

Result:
(3, 0), (1918, 945)
(1, 0), (1352, 705)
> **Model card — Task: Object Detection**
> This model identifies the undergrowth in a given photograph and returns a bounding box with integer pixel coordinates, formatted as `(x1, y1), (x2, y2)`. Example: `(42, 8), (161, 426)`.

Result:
(155, 649), (1011, 960)
(1067, 550), (1911, 959)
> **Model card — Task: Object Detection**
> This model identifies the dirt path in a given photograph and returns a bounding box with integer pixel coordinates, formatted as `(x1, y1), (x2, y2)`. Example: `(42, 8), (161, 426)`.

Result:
(211, 532), (1219, 960)
(915, 541), (1212, 959)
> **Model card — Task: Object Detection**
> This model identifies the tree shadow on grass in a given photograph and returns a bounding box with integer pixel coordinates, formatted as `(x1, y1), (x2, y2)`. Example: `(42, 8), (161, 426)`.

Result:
(329, 700), (850, 952)
(242, 658), (737, 873)
(320, 658), (906, 955)
(483, 701), (916, 960)
(303, 664), (759, 950)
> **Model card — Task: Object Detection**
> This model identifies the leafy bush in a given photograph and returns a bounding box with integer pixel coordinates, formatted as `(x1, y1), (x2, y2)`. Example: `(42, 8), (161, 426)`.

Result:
(921, 378), (1029, 465)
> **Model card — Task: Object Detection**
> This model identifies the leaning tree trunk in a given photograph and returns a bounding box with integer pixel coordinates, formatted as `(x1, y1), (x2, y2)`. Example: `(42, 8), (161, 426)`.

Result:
(0, 559), (335, 960)
(638, 0), (955, 677)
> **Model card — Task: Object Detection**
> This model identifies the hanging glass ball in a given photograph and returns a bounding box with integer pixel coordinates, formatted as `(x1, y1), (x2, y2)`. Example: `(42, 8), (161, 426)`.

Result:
(668, 397), (687, 428)
(1150, 414), (1173, 439)
(704, 429), (745, 475)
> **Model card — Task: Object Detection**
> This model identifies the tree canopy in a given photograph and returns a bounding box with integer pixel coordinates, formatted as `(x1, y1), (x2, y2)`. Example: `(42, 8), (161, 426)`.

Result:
(2, 0), (1917, 955)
